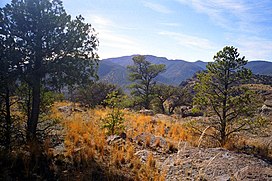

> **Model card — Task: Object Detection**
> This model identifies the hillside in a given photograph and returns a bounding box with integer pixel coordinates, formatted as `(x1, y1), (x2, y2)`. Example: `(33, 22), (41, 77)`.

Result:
(98, 55), (206, 86)
(98, 55), (272, 87)
(9, 102), (269, 180)
(245, 60), (272, 75)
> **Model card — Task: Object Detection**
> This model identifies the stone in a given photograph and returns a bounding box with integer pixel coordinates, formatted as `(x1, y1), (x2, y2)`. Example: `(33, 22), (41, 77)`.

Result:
(138, 109), (154, 116)
(58, 106), (72, 113)
(134, 150), (150, 162)
(264, 99), (272, 107)
(261, 105), (272, 116)
(106, 135), (125, 146)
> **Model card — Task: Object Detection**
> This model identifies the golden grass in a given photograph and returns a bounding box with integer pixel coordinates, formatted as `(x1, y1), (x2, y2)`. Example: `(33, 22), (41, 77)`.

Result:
(49, 102), (175, 180)
(48, 101), (272, 180)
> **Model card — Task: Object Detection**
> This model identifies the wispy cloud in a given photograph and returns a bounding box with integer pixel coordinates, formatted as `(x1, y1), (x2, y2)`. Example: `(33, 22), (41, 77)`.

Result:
(142, 1), (172, 14)
(176, 0), (272, 34)
(83, 14), (143, 58)
(233, 36), (272, 60)
(175, 0), (272, 60)
(159, 31), (216, 50)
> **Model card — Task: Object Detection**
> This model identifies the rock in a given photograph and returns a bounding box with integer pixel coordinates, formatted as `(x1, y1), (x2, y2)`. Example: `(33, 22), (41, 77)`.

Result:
(134, 150), (150, 162)
(73, 107), (83, 112)
(52, 143), (66, 156)
(234, 166), (272, 180)
(162, 147), (272, 180)
(134, 132), (168, 150)
(264, 99), (272, 107)
(261, 105), (272, 116)
(58, 106), (72, 113)
(106, 135), (125, 146)
(213, 174), (231, 181)
(139, 109), (154, 116)
(58, 106), (83, 113)
(153, 114), (173, 122)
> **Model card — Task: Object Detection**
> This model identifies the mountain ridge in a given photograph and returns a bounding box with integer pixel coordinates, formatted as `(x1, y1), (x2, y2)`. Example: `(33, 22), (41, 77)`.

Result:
(98, 55), (272, 87)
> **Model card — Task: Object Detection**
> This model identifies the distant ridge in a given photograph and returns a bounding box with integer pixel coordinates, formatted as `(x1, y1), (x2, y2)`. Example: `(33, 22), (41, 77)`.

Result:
(98, 55), (272, 87)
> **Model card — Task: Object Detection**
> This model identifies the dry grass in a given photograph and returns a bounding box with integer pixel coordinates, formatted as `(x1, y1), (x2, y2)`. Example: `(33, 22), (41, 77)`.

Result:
(48, 102), (174, 180)
(2, 98), (271, 180)
(47, 101), (272, 180)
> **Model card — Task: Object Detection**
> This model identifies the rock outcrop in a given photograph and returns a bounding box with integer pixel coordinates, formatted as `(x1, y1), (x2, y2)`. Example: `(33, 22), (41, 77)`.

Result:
(261, 99), (272, 116)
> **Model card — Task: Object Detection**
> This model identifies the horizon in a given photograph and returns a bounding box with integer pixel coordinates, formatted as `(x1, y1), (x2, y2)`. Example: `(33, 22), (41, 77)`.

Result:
(1, 0), (272, 62)
(101, 54), (271, 63)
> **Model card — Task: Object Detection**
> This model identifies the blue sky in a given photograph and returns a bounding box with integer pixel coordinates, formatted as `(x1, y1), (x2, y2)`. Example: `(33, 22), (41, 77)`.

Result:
(1, 0), (272, 62)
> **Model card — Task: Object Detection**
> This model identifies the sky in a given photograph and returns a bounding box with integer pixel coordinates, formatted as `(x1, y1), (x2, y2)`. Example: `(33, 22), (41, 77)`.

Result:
(1, 0), (272, 62)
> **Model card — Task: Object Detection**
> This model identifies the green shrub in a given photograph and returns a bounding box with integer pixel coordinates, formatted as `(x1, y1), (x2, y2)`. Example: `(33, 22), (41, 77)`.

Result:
(101, 91), (126, 135)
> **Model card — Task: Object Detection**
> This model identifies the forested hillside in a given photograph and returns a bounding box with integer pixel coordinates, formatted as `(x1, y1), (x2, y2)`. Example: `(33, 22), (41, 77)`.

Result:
(98, 55), (272, 87)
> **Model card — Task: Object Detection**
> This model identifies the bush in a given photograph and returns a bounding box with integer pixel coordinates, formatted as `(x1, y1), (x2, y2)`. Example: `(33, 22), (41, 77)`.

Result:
(75, 82), (122, 108)
(101, 91), (126, 135)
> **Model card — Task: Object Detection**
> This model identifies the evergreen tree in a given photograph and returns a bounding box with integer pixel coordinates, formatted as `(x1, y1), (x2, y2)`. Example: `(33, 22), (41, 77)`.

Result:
(127, 55), (165, 109)
(0, 0), (98, 141)
(194, 46), (260, 145)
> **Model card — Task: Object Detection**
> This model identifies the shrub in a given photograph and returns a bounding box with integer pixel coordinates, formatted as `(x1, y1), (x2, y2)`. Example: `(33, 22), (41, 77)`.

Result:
(101, 91), (126, 135)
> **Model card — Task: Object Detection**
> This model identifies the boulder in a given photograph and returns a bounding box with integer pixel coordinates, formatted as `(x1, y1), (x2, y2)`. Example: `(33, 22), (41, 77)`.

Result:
(139, 109), (154, 116)
(58, 106), (72, 113)
(134, 149), (151, 162)
(264, 99), (272, 107)
(106, 135), (125, 146)
(261, 105), (272, 116)
(134, 132), (168, 150)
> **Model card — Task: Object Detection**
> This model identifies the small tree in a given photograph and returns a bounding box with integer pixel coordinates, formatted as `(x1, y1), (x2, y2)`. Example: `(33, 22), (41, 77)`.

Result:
(127, 55), (165, 109)
(75, 82), (122, 108)
(167, 87), (192, 114)
(101, 91), (125, 135)
(153, 84), (178, 114)
(194, 46), (261, 145)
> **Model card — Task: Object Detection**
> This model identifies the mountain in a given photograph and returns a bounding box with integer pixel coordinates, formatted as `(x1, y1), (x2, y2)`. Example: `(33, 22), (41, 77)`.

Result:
(98, 55), (272, 87)
(245, 61), (272, 75)
(97, 60), (129, 87)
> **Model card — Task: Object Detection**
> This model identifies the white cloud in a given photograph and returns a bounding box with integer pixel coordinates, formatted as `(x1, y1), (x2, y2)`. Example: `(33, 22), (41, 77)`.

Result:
(233, 36), (272, 60)
(82, 14), (143, 59)
(176, 0), (272, 34)
(159, 31), (216, 50)
(91, 15), (113, 27)
(142, 1), (172, 14)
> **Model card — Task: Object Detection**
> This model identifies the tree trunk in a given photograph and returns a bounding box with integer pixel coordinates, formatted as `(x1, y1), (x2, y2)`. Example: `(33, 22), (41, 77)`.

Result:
(160, 100), (165, 114)
(27, 76), (41, 141)
(221, 83), (228, 146)
(4, 86), (11, 150)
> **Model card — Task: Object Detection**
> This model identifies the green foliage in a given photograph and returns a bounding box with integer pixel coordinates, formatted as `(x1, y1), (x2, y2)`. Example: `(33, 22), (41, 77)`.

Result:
(153, 84), (179, 114)
(194, 46), (262, 145)
(75, 81), (122, 108)
(101, 91), (126, 135)
(166, 87), (192, 114)
(127, 55), (166, 109)
(40, 90), (64, 114)
(0, 0), (98, 140)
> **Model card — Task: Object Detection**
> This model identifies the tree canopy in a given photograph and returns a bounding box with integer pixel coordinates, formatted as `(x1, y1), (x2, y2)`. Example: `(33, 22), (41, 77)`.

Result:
(194, 46), (260, 145)
(127, 55), (165, 109)
(0, 0), (99, 141)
